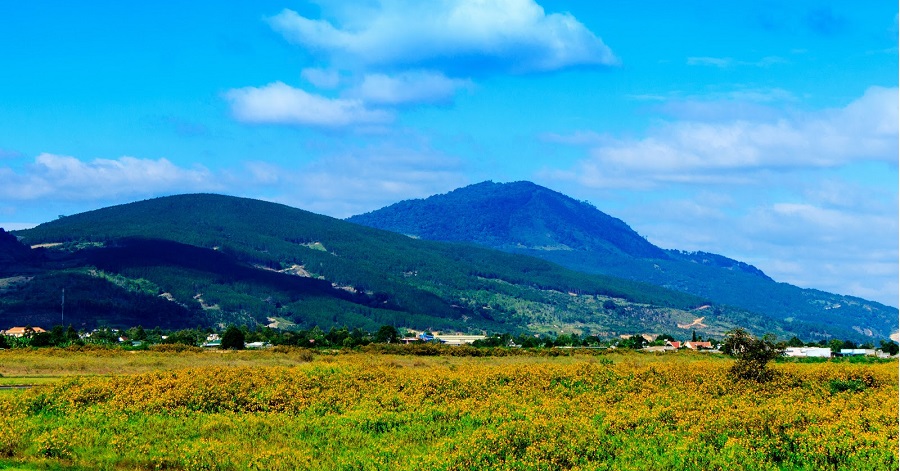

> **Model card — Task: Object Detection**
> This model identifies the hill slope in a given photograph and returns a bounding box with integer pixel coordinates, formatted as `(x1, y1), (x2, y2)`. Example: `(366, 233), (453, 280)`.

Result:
(9, 193), (768, 337)
(349, 181), (897, 341)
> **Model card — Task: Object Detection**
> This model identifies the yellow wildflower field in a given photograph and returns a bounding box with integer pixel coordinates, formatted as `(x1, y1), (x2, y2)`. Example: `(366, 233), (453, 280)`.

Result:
(0, 349), (895, 470)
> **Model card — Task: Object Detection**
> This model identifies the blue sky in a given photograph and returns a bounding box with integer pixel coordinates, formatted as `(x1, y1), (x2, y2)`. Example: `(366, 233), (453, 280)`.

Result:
(1, 1), (897, 307)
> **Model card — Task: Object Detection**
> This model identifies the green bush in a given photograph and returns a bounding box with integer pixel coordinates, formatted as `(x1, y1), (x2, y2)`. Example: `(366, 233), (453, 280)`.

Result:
(829, 378), (867, 394)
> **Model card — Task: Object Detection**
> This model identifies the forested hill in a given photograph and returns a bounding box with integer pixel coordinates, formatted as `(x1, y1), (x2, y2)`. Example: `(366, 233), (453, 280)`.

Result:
(350, 181), (669, 259)
(0, 228), (37, 267)
(348, 181), (897, 341)
(9, 193), (777, 338)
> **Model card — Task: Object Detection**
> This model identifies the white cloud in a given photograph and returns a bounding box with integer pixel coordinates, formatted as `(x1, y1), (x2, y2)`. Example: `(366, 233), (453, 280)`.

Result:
(225, 81), (392, 127)
(615, 183), (899, 307)
(541, 87), (899, 306)
(254, 149), (470, 218)
(736, 199), (898, 305)
(0, 148), (469, 221)
(348, 71), (473, 105)
(0, 153), (218, 200)
(551, 86), (898, 187)
(267, 0), (617, 74)
(301, 67), (342, 89)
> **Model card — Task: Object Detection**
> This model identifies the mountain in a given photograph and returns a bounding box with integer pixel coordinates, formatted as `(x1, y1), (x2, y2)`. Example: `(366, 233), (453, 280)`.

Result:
(348, 180), (668, 259)
(348, 181), (897, 341)
(8, 193), (763, 338)
(0, 228), (40, 271)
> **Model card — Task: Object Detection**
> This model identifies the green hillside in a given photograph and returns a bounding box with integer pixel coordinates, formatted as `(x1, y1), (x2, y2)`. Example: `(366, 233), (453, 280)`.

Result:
(348, 181), (897, 342)
(6, 193), (742, 337)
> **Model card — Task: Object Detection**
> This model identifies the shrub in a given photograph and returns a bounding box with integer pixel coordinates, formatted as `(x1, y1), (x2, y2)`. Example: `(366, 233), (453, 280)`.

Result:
(722, 328), (784, 382)
(828, 378), (867, 394)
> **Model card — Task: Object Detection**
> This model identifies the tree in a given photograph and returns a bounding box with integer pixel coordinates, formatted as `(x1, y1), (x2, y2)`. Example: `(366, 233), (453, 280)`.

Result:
(879, 340), (899, 356)
(29, 331), (53, 347)
(618, 335), (646, 350)
(127, 326), (147, 341)
(165, 329), (202, 346)
(65, 326), (80, 343)
(221, 326), (245, 350)
(828, 339), (844, 353)
(722, 328), (784, 382)
(786, 336), (804, 347)
(376, 325), (400, 344)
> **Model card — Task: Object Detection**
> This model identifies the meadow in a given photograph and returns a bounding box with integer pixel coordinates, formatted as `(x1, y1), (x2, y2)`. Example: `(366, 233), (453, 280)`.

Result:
(0, 347), (896, 470)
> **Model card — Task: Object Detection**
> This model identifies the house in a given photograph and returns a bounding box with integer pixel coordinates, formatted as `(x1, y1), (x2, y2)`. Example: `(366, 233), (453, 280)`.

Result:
(433, 334), (486, 346)
(666, 341), (682, 349)
(1, 326), (46, 337)
(642, 345), (675, 353)
(837, 348), (877, 357)
(683, 341), (712, 350)
(412, 332), (486, 345)
(784, 347), (832, 358)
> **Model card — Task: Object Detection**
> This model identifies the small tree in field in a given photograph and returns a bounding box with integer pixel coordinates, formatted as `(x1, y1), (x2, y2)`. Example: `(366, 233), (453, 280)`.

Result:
(722, 328), (784, 382)
(221, 326), (245, 350)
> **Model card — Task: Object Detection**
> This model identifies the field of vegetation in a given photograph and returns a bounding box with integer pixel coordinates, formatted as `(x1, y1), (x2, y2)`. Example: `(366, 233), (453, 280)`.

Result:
(0, 347), (896, 470)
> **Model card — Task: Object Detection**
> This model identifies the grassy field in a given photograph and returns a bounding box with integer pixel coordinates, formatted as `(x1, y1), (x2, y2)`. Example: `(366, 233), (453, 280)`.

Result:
(0, 347), (896, 470)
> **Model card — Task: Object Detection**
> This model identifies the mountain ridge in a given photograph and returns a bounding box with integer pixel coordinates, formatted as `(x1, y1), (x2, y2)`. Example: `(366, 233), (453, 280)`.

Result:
(8, 193), (760, 338)
(2, 191), (892, 341)
(348, 181), (896, 340)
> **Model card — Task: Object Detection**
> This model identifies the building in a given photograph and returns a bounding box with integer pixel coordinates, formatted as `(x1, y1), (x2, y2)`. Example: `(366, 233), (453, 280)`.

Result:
(784, 347), (832, 358)
(432, 334), (486, 346)
(642, 345), (676, 353)
(683, 341), (713, 350)
(409, 332), (486, 345)
(1, 326), (46, 337)
(837, 348), (877, 357)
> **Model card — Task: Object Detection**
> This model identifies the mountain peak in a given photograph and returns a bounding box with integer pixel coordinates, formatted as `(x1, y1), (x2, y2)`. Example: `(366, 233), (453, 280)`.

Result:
(349, 180), (669, 259)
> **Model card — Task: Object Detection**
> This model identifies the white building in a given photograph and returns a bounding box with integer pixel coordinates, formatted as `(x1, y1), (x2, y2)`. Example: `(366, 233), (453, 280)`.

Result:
(784, 347), (832, 358)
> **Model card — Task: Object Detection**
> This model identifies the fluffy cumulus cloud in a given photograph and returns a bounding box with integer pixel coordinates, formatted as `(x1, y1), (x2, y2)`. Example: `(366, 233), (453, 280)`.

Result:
(225, 81), (392, 127)
(547, 86), (898, 188)
(0, 153), (219, 200)
(225, 0), (618, 128)
(267, 0), (617, 74)
(226, 1), (614, 128)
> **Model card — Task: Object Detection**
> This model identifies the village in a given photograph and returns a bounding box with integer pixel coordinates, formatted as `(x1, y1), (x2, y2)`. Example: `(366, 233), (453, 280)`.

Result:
(1, 324), (896, 358)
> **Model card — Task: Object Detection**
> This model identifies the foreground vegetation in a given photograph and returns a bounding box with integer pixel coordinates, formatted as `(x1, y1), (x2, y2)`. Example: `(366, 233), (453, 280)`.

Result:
(0, 348), (895, 470)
